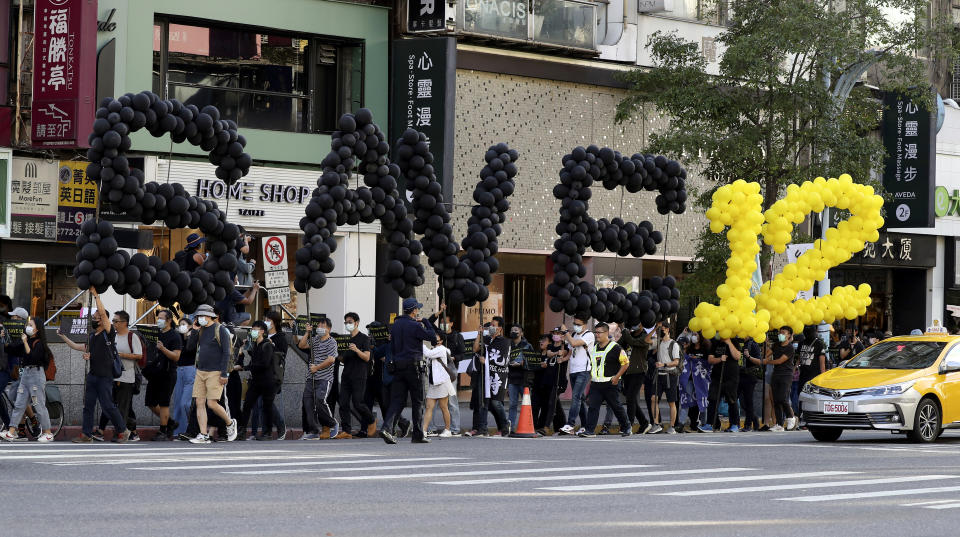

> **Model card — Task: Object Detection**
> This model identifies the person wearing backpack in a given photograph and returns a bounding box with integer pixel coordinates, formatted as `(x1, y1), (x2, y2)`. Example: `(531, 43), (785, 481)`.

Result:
(189, 304), (237, 444)
(73, 288), (130, 444)
(0, 316), (54, 442)
(651, 322), (681, 434)
(94, 311), (142, 441)
(618, 325), (654, 434)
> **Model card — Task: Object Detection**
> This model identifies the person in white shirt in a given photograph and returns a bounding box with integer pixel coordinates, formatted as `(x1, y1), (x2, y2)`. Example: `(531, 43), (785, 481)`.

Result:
(652, 323), (681, 434)
(559, 317), (594, 435)
(422, 335), (454, 438)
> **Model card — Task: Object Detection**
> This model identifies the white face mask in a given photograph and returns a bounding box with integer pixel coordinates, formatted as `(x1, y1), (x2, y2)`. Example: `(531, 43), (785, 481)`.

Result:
(178, 324), (190, 334)
(691, 335), (699, 344)
(486, 327), (497, 337)
(440, 323), (449, 331)
(316, 327), (328, 337)
(344, 323), (355, 332)
(573, 325), (584, 334)
(249, 330), (261, 340)
(198, 317), (210, 327)
(264, 320), (273, 331)
(157, 319), (167, 330)
(25, 325), (35, 336)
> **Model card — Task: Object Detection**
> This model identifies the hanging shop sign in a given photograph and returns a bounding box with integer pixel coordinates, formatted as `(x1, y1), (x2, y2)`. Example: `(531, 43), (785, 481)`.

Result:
(460, 0), (528, 41)
(56, 160), (98, 243)
(407, 0), (445, 32)
(31, 0), (97, 148)
(0, 149), (11, 238)
(846, 232), (936, 268)
(10, 158), (58, 241)
(882, 92), (935, 228)
(390, 37), (456, 205)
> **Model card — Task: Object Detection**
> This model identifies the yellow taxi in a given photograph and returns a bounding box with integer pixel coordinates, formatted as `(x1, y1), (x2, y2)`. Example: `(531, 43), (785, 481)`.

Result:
(799, 334), (960, 443)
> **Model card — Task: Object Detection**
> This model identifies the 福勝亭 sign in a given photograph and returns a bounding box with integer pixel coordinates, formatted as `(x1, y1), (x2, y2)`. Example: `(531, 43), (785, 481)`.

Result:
(882, 92), (935, 228)
(31, 0), (97, 148)
(56, 160), (98, 243)
(11, 158), (58, 240)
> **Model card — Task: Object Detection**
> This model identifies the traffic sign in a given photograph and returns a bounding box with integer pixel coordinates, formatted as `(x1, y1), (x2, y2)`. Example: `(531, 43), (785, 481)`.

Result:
(262, 235), (288, 271)
(264, 270), (287, 290)
(267, 286), (291, 306)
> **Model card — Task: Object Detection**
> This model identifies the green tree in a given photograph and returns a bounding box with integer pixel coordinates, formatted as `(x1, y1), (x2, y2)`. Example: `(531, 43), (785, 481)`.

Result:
(617, 0), (956, 302)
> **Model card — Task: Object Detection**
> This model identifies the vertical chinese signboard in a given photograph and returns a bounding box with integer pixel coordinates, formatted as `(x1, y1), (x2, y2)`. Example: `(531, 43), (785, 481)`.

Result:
(31, 0), (98, 148)
(56, 160), (98, 243)
(0, 149), (11, 238)
(11, 158), (58, 240)
(882, 92), (936, 228)
(407, 0), (446, 32)
(390, 37), (456, 205)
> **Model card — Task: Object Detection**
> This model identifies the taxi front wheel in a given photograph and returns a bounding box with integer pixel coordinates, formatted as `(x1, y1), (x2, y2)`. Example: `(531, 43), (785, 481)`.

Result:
(909, 398), (941, 443)
(808, 426), (842, 442)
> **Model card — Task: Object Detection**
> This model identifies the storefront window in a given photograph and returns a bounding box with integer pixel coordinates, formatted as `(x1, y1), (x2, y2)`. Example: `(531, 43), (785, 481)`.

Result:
(666, 0), (731, 25)
(152, 19), (363, 134)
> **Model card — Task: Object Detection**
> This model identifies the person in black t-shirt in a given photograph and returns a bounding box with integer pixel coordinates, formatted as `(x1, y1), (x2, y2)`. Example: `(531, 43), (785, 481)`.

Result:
(336, 312), (374, 438)
(797, 326), (827, 393)
(533, 328), (568, 434)
(73, 287), (129, 443)
(171, 317), (198, 438)
(763, 326), (797, 431)
(705, 338), (742, 432)
(148, 310), (183, 441)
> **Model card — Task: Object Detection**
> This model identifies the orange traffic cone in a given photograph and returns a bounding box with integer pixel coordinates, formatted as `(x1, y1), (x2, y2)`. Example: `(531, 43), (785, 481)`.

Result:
(509, 387), (537, 438)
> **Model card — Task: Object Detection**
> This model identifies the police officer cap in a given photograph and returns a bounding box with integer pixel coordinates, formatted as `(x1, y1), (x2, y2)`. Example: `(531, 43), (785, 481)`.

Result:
(402, 297), (423, 312)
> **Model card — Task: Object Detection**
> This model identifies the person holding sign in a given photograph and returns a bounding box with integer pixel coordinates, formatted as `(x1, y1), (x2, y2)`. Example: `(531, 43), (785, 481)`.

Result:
(0, 316), (55, 442)
(465, 317), (510, 437)
(507, 324), (533, 433)
(73, 288), (130, 444)
(422, 334), (455, 438)
(337, 313), (374, 439)
(298, 317), (339, 440)
(428, 308), (464, 436)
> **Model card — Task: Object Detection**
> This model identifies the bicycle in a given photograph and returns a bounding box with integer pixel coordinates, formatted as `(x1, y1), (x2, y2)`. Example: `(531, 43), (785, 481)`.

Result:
(1, 378), (65, 439)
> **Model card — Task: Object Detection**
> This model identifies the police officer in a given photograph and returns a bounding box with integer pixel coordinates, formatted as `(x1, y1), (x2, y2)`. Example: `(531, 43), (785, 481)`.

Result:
(380, 298), (436, 444)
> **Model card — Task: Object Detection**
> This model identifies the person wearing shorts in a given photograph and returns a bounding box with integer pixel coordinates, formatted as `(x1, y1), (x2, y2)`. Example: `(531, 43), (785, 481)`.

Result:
(189, 304), (236, 444)
(147, 309), (182, 441)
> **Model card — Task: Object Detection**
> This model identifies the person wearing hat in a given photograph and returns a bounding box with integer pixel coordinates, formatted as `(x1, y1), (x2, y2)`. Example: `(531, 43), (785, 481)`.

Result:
(189, 304), (237, 444)
(175, 233), (206, 272)
(380, 297), (436, 444)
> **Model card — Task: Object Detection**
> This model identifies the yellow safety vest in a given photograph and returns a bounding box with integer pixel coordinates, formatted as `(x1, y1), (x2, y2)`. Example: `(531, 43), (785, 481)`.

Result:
(591, 341), (624, 382)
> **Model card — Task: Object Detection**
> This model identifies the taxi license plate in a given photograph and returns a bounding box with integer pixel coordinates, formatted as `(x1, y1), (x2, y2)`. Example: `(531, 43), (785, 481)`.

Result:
(823, 401), (849, 415)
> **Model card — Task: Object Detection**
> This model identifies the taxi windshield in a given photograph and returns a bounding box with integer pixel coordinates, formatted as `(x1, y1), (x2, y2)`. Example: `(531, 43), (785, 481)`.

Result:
(844, 341), (947, 370)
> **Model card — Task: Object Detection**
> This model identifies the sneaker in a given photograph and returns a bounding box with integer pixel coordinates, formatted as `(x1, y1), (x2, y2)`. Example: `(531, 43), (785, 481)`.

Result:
(89, 429), (105, 442)
(128, 432), (140, 443)
(558, 424), (575, 435)
(301, 433), (320, 440)
(329, 422), (340, 439)
(37, 432), (54, 443)
(379, 430), (398, 445)
(649, 424), (664, 434)
(189, 434), (212, 444)
(426, 430), (439, 437)
(666, 427), (679, 435)
(598, 426), (611, 436)
(226, 419), (238, 442)
(785, 417), (798, 431)
(741, 426), (753, 433)
(439, 429), (452, 438)
(116, 430), (130, 444)
(151, 431), (169, 442)
(176, 433), (192, 442)
(354, 429), (368, 438)
(463, 429), (480, 437)
(71, 434), (93, 444)
(277, 429), (287, 441)
(640, 424), (653, 434)
(535, 428), (547, 436)
(412, 437), (431, 444)
(0, 429), (18, 442)
(575, 427), (586, 436)
(759, 424), (771, 432)
(576, 431), (596, 438)
(726, 425), (740, 433)
(770, 425), (785, 432)
(507, 420), (513, 434)
(697, 424), (714, 433)
(620, 429), (632, 437)
(398, 420), (412, 438)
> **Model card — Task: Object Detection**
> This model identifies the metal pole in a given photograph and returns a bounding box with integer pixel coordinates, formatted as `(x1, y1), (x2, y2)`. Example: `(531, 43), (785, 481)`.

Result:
(44, 290), (86, 326)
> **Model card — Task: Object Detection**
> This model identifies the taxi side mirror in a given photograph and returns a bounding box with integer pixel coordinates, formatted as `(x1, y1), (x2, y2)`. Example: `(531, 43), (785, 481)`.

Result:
(939, 360), (960, 374)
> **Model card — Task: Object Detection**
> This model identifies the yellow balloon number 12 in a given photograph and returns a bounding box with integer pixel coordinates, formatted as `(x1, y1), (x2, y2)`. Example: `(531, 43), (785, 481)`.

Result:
(689, 175), (883, 342)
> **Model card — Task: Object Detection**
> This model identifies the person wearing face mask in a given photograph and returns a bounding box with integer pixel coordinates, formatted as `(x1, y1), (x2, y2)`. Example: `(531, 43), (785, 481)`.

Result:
(464, 317), (510, 437)
(533, 327), (568, 435)
(704, 337), (742, 433)
(1, 304), (30, 431)
(189, 304), (237, 444)
(73, 288), (130, 443)
(652, 323), (681, 434)
(427, 307), (464, 436)
(738, 337), (763, 432)
(147, 310), (183, 441)
(235, 231), (256, 287)
(0, 316), (54, 442)
(578, 323), (631, 437)
(558, 317), (593, 435)
(171, 317), (198, 438)
(763, 326), (797, 432)
(679, 330), (711, 432)
(506, 324), (533, 431)
(380, 298), (437, 444)
(617, 324), (653, 434)
(335, 312), (374, 439)
(236, 321), (276, 441)
(250, 310), (287, 440)
(298, 317), (340, 440)
(94, 311), (142, 442)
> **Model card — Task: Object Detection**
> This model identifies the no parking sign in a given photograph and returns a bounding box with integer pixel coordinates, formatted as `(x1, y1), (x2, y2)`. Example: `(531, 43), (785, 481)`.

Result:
(262, 235), (290, 306)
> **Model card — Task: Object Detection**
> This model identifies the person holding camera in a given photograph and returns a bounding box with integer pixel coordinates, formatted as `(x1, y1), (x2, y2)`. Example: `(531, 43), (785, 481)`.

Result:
(298, 317), (339, 440)
(763, 326), (797, 431)
(380, 298), (436, 444)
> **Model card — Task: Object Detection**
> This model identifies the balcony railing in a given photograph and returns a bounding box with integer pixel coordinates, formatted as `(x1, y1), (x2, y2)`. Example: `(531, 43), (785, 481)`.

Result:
(457, 0), (597, 52)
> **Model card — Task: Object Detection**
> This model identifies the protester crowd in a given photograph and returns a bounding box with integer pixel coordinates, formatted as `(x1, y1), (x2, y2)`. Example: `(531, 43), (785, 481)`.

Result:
(0, 283), (934, 442)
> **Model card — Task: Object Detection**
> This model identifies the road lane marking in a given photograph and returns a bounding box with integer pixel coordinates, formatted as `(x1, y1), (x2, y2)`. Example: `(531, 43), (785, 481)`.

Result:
(132, 456), (466, 471)
(51, 453), (385, 466)
(327, 465), (655, 481)
(658, 475), (957, 496)
(922, 502), (960, 510)
(428, 467), (750, 486)
(225, 461), (531, 475)
(0, 449), (297, 460)
(902, 499), (960, 507)
(539, 471), (856, 492)
(781, 485), (960, 502)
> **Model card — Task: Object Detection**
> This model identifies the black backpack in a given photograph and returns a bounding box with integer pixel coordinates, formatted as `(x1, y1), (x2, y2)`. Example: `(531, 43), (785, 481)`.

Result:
(272, 347), (286, 394)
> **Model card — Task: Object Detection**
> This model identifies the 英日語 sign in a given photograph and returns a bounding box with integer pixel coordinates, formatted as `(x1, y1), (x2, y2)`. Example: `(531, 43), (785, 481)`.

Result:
(882, 92), (935, 228)
(56, 160), (98, 243)
(31, 0), (97, 148)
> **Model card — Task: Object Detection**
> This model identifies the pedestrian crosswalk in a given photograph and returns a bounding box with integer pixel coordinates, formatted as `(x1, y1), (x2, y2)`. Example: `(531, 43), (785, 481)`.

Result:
(7, 444), (960, 511)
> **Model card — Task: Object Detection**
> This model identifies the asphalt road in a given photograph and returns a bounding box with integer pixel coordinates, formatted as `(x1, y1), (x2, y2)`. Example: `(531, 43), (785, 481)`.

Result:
(3, 429), (960, 537)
